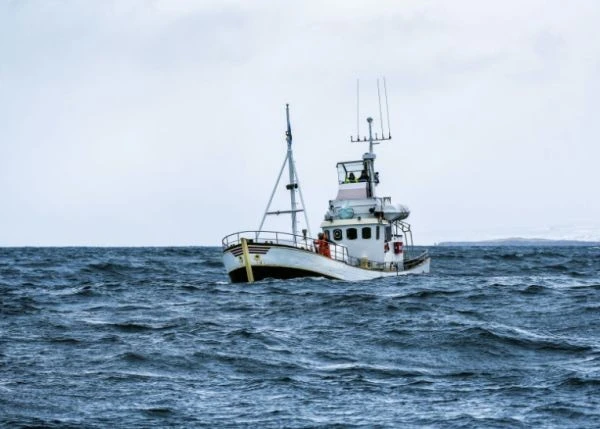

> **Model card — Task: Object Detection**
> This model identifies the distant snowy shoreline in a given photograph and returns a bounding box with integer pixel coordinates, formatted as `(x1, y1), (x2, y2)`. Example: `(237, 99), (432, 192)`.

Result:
(436, 238), (600, 247)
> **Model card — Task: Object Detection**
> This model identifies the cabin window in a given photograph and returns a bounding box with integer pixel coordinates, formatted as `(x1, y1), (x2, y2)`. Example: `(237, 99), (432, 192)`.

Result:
(385, 226), (392, 242)
(362, 227), (371, 239)
(333, 229), (342, 241)
(376, 226), (380, 240)
(346, 228), (357, 240)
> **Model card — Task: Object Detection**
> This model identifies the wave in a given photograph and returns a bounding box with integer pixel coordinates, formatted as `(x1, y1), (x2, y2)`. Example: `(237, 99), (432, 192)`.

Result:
(320, 293), (379, 307)
(46, 337), (81, 345)
(80, 262), (130, 276)
(81, 320), (177, 333)
(119, 351), (148, 362)
(193, 351), (305, 374)
(1, 296), (41, 315)
(142, 407), (173, 417)
(0, 417), (83, 429)
(532, 402), (590, 419)
(314, 363), (429, 379)
(199, 258), (225, 268)
(559, 376), (600, 387)
(479, 252), (525, 261)
(458, 326), (592, 353)
(521, 284), (551, 294)
(73, 284), (99, 297)
(111, 322), (178, 333)
(545, 263), (570, 272)
(223, 328), (291, 349)
(500, 252), (524, 261)
(400, 288), (463, 299)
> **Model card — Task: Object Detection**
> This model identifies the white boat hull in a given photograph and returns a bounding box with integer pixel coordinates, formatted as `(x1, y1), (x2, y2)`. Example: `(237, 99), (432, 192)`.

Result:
(223, 243), (430, 283)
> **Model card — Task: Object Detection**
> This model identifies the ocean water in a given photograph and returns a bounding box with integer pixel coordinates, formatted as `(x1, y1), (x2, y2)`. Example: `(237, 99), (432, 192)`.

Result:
(1, 246), (599, 428)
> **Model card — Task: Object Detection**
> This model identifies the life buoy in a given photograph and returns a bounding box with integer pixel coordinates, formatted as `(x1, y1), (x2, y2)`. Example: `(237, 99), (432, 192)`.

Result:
(393, 241), (403, 254)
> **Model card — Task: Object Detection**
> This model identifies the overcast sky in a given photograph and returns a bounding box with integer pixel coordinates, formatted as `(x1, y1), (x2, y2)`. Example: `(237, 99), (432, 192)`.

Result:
(1, 0), (599, 246)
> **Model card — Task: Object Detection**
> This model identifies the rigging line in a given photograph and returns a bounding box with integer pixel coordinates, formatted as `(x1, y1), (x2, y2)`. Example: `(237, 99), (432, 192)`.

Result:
(258, 152), (289, 232)
(377, 78), (384, 138)
(383, 77), (391, 138)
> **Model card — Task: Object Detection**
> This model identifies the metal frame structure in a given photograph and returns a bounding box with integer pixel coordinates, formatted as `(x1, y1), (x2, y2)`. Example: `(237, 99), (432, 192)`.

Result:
(258, 104), (312, 243)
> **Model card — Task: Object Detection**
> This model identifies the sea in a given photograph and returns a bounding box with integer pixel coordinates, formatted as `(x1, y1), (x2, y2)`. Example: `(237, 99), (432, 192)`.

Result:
(1, 246), (599, 428)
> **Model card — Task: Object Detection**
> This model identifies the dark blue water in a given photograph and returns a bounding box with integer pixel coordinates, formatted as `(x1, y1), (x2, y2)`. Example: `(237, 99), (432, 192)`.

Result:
(1, 246), (599, 428)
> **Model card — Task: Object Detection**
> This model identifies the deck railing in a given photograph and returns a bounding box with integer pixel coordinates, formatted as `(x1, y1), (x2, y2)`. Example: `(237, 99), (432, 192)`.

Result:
(222, 230), (429, 272)
(222, 230), (350, 263)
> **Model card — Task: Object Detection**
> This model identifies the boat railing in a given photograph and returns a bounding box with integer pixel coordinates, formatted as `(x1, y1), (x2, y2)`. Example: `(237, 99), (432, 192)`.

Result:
(344, 247), (429, 272)
(402, 246), (428, 263)
(222, 230), (428, 272)
(222, 230), (350, 263)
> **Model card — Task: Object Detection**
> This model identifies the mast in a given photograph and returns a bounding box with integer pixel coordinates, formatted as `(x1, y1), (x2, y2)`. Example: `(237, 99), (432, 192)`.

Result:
(258, 104), (311, 242)
(367, 116), (375, 154)
(285, 104), (298, 238)
(366, 117), (376, 197)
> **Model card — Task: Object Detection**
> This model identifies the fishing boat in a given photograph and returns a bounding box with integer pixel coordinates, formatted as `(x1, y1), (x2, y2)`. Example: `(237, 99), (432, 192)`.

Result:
(222, 99), (430, 283)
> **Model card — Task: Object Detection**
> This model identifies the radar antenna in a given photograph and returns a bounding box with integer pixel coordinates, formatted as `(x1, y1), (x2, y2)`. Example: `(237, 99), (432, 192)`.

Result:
(351, 77), (392, 149)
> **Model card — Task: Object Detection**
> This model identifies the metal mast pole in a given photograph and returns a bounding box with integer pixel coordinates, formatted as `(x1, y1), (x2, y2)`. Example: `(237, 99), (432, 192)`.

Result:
(367, 116), (374, 154)
(285, 104), (298, 240)
(366, 117), (376, 198)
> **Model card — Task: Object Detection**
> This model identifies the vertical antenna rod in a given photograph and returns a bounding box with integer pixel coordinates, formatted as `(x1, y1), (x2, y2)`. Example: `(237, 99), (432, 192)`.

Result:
(285, 104), (298, 240)
(377, 79), (384, 138)
(383, 77), (391, 138)
(356, 79), (360, 139)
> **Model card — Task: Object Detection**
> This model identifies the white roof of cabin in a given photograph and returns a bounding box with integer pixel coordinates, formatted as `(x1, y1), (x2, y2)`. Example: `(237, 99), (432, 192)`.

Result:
(320, 218), (389, 228)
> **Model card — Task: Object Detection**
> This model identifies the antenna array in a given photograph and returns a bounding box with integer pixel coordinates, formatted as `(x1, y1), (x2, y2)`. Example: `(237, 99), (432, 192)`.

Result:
(351, 77), (392, 143)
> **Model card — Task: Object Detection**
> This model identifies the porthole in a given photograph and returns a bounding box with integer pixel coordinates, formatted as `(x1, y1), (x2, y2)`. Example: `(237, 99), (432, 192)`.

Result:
(347, 228), (357, 240)
(333, 229), (343, 241)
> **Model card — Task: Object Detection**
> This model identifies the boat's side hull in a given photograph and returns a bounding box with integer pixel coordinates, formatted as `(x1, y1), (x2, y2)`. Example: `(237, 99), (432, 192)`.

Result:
(228, 265), (337, 283)
(223, 243), (430, 283)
